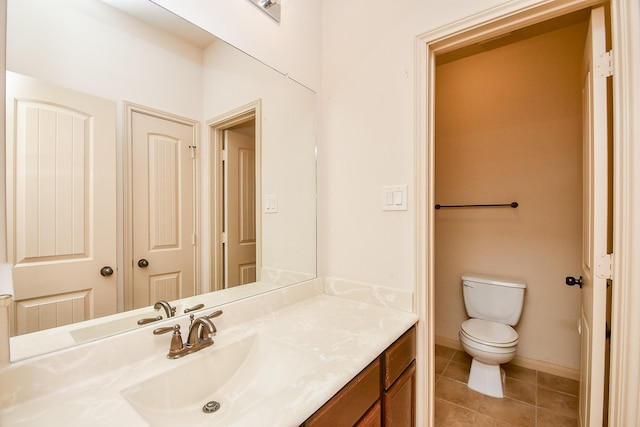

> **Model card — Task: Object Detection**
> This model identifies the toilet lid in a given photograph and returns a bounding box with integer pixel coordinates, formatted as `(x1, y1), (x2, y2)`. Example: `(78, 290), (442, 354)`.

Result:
(461, 319), (518, 347)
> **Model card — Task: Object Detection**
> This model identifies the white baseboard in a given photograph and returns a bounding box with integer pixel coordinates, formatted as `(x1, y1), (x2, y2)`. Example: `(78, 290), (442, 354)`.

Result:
(435, 335), (580, 381)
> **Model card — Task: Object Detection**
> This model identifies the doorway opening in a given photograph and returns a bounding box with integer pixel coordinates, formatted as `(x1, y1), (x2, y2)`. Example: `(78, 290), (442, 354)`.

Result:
(208, 101), (262, 291)
(415, 2), (613, 426)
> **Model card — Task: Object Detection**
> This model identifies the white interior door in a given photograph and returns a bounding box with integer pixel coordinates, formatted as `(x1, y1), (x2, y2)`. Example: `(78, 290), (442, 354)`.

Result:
(579, 6), (610, 426)
(5, 72), (117, 335)
(224, 125), (256, 287)
(131, 111), (196, 308)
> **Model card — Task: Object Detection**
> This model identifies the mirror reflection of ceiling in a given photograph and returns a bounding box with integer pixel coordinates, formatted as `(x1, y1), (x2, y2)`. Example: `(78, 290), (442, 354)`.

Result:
(6, 0), (317, 361)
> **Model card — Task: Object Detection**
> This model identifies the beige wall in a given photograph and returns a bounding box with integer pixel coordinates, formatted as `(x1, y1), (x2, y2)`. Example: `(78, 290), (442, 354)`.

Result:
(319, 0), (508, 291)
(434, 21), (588, 371)
(154, 0), (322, 92)
(7, 0), (205, 121)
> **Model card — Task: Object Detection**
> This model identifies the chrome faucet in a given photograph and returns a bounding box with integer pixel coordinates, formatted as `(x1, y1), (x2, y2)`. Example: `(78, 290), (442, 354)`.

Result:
(154, 300), (176, 318)
(153, 310), (223, 359)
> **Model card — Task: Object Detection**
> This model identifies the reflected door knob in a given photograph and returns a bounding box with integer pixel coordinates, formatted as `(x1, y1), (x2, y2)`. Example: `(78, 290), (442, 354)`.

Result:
(138, 259), (149, 268)
(100, 266), (114, 277)
(565, 276), (583, 288)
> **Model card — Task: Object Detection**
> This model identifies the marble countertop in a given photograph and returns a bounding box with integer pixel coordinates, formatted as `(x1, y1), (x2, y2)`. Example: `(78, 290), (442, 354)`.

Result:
(0, 284), (417, 426)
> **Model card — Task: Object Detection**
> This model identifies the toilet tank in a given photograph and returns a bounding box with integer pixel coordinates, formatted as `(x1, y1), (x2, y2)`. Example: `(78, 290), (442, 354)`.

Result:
(462, 275), (526, 326)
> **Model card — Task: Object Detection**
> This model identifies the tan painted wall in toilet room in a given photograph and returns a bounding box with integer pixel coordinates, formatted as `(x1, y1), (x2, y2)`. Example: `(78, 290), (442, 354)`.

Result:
(434, 20), (588, 371)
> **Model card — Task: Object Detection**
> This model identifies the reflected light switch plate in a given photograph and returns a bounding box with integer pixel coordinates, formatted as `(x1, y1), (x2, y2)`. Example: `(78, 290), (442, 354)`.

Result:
(382, 185), (407, 211)
(265, 194), (278, 213)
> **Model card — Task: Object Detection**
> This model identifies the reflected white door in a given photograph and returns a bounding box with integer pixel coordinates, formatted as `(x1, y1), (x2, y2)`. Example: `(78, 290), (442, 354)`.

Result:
(224, 126), (256, 287)
(579, 6), (610, 426)
(5, 72), (117, 335)
(131, 111), (196, 308)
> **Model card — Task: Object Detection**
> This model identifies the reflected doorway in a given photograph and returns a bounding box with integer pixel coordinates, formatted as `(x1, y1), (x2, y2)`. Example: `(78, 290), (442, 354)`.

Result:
(124, 103), (199, 311)
(223, 122), (257, 287)
(5, 72), (118, 335)
(208, 101), (261, 291)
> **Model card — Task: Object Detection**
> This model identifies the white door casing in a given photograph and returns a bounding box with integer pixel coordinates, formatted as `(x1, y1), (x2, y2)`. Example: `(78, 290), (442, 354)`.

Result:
(128, 108), (197, 309)
(579, 6), (609, 426)
(5, 72), (117, 335)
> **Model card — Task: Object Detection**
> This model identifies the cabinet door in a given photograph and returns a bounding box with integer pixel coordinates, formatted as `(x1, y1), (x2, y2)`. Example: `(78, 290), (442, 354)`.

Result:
(356, 401), (381, 427)
(383, 362), (416, 427)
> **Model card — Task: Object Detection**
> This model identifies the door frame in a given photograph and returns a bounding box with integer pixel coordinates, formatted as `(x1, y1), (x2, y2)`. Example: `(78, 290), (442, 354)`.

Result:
(206, 100), (262, 292)
(414, 0), (640, 425)
(122, 102), (200, 311)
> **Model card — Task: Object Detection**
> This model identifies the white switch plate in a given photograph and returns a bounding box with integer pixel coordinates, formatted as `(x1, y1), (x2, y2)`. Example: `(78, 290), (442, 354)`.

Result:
(264, 194), (278, 213)
(382, 185), (407, 211)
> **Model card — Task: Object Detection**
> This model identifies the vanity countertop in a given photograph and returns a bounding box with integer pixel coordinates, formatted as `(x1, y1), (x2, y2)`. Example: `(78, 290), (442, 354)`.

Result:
(0, 289), (418, 426)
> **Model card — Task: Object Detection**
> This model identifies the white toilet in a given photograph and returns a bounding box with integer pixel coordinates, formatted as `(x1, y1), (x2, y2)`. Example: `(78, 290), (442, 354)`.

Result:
(459, 274), (526, 398)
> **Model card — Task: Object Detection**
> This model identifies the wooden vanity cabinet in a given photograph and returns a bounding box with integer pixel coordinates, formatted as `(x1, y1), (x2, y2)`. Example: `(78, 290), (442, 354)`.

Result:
(302, 325), (416, 427)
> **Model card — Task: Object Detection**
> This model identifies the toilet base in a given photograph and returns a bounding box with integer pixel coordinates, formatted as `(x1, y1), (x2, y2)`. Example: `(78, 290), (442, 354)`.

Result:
(467, 359), (506, 398)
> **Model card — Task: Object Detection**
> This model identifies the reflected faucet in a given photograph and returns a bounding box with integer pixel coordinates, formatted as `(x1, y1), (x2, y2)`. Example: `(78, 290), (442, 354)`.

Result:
(184, 303), (205, 314)
(154, 300), (176, 318)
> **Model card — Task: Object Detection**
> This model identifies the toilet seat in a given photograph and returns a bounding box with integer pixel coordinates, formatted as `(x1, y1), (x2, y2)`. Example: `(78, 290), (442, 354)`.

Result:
(460, 319), (518, 347)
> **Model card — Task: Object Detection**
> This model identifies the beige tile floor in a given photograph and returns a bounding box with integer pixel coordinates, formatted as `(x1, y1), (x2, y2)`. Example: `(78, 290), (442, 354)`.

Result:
(435, 345), (579, 427)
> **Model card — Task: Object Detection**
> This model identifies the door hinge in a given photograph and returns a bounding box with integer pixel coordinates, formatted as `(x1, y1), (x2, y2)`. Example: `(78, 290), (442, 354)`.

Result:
(596, 50), (613, 78)
(192, 233), (197, 246)
(221, 149), (227, 162)
(221, 232), (227, 244)
(596, 253), (614, 280)
(188, 145), (197, 160)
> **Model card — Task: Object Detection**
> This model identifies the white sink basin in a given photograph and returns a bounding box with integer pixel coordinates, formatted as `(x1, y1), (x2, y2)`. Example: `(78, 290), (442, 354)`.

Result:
(121, 334), (321, 426)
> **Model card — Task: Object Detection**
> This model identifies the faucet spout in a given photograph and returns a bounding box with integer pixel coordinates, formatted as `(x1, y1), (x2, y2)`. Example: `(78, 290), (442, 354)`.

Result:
(154, 300), (176, 318)
(186, 317), (216, 347)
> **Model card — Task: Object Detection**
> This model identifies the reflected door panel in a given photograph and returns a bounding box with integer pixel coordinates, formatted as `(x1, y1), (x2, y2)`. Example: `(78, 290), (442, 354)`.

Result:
(6, 72), (117, 335)
(225, 125), (256, 287)
(131, 111), (196, 309)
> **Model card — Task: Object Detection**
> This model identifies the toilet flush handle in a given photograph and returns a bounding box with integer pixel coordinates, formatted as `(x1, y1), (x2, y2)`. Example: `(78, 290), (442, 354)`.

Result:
(565, 276), (583, 288)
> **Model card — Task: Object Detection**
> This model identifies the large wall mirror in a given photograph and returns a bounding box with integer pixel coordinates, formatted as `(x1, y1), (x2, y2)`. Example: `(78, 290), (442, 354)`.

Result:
(5, 0), (316, 361)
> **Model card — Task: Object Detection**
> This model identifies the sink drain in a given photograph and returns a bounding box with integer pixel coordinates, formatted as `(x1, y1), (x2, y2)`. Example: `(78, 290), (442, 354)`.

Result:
(203, 401), (221, 414)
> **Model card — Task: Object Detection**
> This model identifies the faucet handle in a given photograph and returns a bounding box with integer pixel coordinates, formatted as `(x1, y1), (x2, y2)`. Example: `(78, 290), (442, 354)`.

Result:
(137, 315), (163, 325)
(184, 303), (204, 314)
(203, 310), (223, 334)
(153, 324), (180, 335)
(204, 310), (223, 320)
(153, 324), (184, 357)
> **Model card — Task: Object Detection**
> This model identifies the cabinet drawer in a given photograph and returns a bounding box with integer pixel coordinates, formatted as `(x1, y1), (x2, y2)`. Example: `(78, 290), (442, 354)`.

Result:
(305, 359), (381, 427)
(383, 326), (416, 389)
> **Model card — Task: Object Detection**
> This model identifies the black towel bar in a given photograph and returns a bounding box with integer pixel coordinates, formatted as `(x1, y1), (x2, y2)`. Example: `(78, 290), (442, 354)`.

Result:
(435, 202), (519, 209)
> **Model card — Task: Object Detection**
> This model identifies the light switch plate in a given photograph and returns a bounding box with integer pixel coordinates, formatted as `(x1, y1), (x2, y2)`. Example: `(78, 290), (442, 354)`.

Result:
(382, 185), (407, 211)
(264, 194), (278, 213)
